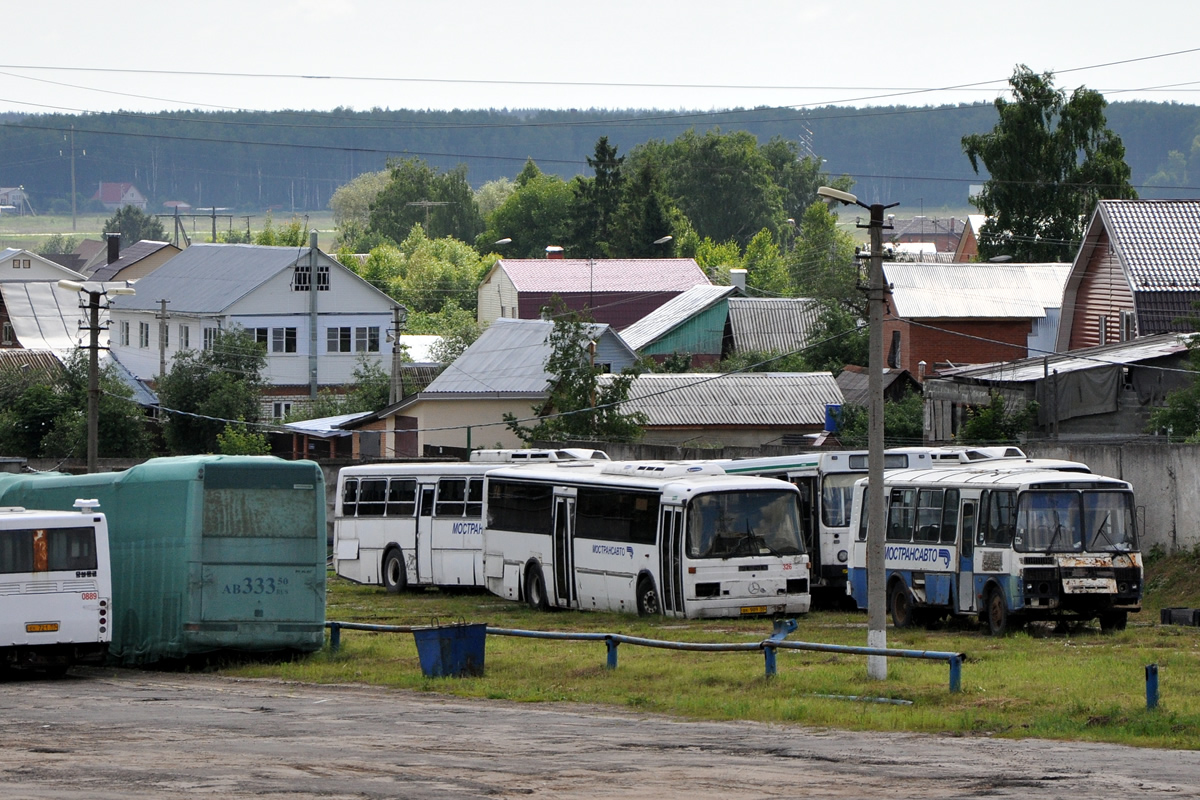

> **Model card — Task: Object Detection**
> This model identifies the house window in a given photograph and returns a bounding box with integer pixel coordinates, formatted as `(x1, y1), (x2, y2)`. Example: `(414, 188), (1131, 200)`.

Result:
(254, 327), (269, 348)
(22, 259), (30, 269)
(119, 320), (130, 347)
(203, 328), (218, 350)
(273, 401), (293, 421)
(179, 324), (190, 350)
(292, 264), (330, 292)
(138, 322), (150, 348)
(2, 321), (12, 345)
(272, 327), (297, 353)
(327, 327), (352, 353)
(1098, 315), (1108, 346)
(354, 326), (379, 352)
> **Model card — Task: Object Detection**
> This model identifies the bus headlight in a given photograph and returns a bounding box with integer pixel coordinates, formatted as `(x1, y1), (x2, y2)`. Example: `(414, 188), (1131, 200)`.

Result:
(837, 550), (848, 563)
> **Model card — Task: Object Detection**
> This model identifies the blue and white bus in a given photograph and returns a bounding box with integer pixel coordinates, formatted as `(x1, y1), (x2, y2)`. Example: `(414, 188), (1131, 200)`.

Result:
(846, 466), (1141, 634)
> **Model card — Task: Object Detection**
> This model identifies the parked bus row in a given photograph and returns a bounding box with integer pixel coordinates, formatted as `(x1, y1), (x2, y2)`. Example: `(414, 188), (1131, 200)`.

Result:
(330, 445), (1134, 630)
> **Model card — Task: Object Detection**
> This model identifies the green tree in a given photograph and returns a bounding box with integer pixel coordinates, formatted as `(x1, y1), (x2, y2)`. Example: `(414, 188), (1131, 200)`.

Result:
(368, 157), (484, 244)
(609, 160), (683, 258)
(38, 233), (79, 255)
(474, 177), (515, 219)
(797, 301), (869, 374)
(742, 229), (789, 297)
(407, 299), (484, 364)
(957, 393), (1038, 445)
(156, 327), (266, 454)
(571, 136), (625, 257)
(834, 391), (925, 448)
(787, 201), (861, 310)
(505, 308), (646, 443)
(330, 169), (391, 229)
(1149, 338), (1200, 441)
(629, 129), (783, 249)
(215, 422), (270, 455)
(102, 205), (166, 246)
(475, 160), (574, 258)
(253, 213), (306, 247)
(963, 65), (1137, 262)
(284, 355), (392, 422)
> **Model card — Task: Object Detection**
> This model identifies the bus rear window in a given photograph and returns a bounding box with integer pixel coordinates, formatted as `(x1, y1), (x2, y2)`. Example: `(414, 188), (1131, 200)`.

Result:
(0, 527), (97, 573)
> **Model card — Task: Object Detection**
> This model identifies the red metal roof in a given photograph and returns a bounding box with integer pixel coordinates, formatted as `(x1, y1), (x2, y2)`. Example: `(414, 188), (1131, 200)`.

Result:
(497, 258), (709, 293)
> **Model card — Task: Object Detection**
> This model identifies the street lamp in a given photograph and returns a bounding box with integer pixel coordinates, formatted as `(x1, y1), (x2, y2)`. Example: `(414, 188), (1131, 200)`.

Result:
(58, 280), (136, 473)
(816, 185), (897, 681)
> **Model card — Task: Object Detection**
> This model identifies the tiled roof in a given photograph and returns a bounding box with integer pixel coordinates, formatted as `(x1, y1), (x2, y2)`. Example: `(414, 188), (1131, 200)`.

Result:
(496, 258), (709, 293)
(619, 285), (737, 351)
(1101, 199), (1200, 291)
(726, 297), (823, 353)
(613, 372), (843, 427)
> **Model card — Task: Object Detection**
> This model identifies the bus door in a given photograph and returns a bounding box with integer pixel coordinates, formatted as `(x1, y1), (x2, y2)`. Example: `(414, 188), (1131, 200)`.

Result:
(790, 474), (820, 579)
(659, 505), (685, 614)
(957, 500), (977, 613)
(552, 495), (575, 606)
(416, 484), (435, 584)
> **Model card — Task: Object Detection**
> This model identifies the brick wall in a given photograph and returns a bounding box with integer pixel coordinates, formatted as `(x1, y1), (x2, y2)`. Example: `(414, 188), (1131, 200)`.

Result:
(885, 317), (1029, 376)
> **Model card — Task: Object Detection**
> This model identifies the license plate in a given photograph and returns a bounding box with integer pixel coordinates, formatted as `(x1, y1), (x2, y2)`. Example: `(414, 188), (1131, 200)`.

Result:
(26, 622), (59, 633)
(740, 606), (768, 615)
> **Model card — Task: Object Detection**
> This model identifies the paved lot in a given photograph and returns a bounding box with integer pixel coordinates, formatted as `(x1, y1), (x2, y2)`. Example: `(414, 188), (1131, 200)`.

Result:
(1, 668), (1198, 799)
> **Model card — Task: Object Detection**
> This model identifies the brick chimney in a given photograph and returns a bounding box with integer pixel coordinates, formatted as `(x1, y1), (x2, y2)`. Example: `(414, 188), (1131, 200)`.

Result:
(106, 233), (120, 264)
(545, 245), (564, 259)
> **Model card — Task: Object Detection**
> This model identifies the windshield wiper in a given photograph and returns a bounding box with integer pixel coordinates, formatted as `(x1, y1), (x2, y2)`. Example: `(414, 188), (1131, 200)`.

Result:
(1091, 511), (1118, 550)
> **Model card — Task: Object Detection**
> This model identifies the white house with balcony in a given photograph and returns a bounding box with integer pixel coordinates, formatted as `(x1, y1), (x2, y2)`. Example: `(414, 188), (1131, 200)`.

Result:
(106, 242), (402, 419)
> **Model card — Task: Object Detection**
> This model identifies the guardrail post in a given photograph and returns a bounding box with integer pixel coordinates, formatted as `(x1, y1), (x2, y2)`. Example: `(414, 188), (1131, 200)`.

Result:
(329, 622), (341, 653)
(764, 644), (777, 678)
(948, 654), (961, 693)
(1146, 663), (1159, 710)
(605, 637), (619, 670)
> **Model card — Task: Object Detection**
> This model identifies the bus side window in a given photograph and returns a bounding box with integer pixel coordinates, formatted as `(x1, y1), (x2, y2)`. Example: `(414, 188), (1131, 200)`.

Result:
(983, 490), (1016, 546)
(940, 489), (959, 544)
(887, 489), (916, 542)
(915, 489), (942, 542)
(856, 486), (869, 541)
(466, 478), (484, 517)
(386, 479), (417, 517)
(342, 478), (358, 517)
(358, 479), (387, 517)
(435, 478), (466, 517)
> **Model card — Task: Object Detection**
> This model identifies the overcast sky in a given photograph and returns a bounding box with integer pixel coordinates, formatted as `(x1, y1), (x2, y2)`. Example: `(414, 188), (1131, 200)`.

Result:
(4, 0), (1198, 116)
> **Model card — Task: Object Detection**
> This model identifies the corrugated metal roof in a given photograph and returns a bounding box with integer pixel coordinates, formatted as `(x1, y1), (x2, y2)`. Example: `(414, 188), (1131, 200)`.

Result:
(1102, 199), (1200, 291)
(726, 297), (823, 353)
(112, 243), (312, 313)
(0, 348), (64, 382)
(613, 372), (843, 427)
(1, 282), (96, 352)
(619, 285), (736, 351)
(884, 262), (1067, 318)
(936, 332), (1191, 383)
(496, 258), (710, 293)
(283, 411), (373, 438)
(835, 367), (911, 406)
(423, 318), (635, 397)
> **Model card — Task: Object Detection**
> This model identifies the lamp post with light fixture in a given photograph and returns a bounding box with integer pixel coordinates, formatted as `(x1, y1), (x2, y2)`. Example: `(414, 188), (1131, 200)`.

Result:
(58, 279), (136, 473)
(816, 186), (897, 680)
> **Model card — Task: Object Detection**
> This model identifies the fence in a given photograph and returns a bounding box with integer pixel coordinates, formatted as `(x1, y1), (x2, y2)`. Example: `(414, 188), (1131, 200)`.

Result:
(325, 619), (967, 693)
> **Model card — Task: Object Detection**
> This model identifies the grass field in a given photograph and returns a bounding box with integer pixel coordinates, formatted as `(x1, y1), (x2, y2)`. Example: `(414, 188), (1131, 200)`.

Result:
(223, 549), (1200, 749)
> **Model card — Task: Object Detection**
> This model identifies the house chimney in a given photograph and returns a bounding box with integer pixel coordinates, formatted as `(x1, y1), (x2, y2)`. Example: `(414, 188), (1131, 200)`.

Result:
(545, 245), (564, 259)
(106, 233), (120, 264)
(729, 268), (747, 291)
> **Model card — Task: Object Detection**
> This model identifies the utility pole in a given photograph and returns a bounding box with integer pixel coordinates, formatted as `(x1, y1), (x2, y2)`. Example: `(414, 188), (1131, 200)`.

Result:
(156, 299), (171, 378)
(389, 305), (409, 405)
(818, 186), (896, 682)
(308, 230), (319, 400)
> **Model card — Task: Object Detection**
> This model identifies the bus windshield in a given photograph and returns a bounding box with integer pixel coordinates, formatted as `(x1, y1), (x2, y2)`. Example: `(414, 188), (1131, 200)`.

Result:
(1015, 491), (1137, 553)
(687, 490), (805, 558)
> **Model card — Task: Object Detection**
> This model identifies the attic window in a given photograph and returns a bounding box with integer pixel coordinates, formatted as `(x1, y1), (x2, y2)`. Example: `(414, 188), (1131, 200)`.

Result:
(293, 263), (330, 292)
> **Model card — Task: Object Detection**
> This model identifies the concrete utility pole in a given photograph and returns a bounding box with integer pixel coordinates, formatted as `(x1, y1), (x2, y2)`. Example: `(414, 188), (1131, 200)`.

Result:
(308, 230), (320, 400)
(817, 187), (897, 681)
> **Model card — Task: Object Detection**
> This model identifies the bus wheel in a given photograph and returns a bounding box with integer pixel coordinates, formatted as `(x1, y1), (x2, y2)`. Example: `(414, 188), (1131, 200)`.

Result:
(1099, 610), (1128, 632)
(636, 577), (660, 616)
(382, 549), (406, 594)
(985, 588), (1009, 636)
(890, 582), (914, 629)
(524, 564), (549, 611)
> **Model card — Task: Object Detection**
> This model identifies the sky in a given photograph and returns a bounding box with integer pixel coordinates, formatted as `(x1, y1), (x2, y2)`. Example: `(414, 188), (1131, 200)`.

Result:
(4, 0), (1200, 116)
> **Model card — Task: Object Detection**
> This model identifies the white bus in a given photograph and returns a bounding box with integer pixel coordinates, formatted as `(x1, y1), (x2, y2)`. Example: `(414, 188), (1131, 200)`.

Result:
(482, 461), (811, 619)
(712, 446), (1090, 599)
(0, 501), (112, 674)
(333, 449), (608, 591)
(846, 467), (1141, 634)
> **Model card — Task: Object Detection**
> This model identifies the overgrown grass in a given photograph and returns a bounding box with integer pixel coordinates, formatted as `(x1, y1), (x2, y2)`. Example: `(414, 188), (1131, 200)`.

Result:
(0, 212), (338, 251)
(221, 553), (1200, 749)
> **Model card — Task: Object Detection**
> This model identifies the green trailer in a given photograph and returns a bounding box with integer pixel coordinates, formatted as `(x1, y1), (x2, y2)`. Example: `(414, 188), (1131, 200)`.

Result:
(0, 456), (326, 665)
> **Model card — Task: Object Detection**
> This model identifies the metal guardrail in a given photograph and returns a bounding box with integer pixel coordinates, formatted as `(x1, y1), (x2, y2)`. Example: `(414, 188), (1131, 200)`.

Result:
(325, 619), (967, 693)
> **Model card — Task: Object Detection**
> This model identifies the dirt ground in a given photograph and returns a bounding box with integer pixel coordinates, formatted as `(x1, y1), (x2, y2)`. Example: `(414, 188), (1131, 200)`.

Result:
(1, 667), (1198, 799)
